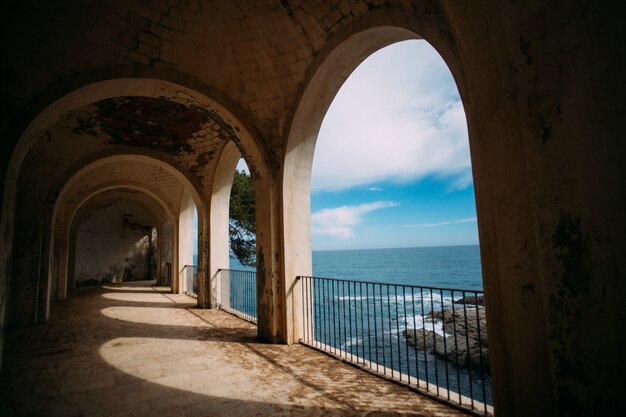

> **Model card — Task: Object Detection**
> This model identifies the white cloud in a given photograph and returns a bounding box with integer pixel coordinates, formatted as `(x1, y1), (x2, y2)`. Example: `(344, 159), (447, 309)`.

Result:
(368, 187), (383, 191)
(312, 201), (398, 239)
(404, 217), (477, 228)
(312, 40), (472, 191)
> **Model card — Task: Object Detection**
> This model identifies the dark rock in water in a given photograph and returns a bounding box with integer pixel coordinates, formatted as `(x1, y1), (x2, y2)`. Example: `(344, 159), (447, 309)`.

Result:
(403, 307), (489, 372)
(403, 329), (447, 354)
(100, 277), (111, 284)
(453, 295), (484, 306)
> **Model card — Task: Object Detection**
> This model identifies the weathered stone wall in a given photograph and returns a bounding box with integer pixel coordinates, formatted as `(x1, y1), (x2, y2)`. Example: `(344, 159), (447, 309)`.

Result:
(74, 201), (154, 284)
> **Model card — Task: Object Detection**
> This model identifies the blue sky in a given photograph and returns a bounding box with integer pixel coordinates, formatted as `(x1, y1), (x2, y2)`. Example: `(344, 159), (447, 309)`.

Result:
(308, 40), (479, 251)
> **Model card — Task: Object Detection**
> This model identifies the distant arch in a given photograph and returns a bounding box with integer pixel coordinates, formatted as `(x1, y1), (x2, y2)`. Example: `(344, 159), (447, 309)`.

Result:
(68, 192), (164, 290)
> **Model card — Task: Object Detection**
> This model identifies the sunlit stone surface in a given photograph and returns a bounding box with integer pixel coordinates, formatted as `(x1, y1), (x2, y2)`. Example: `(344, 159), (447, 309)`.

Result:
(0, 282), (463, 416)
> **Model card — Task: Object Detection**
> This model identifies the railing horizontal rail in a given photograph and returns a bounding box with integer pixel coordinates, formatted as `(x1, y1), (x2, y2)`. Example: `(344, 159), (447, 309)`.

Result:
(298, 275), (492, 416)
(302, 274), (481, 293)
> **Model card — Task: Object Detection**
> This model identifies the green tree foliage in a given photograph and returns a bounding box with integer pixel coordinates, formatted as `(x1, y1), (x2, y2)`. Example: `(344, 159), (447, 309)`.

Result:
(229, 169), (256, 266)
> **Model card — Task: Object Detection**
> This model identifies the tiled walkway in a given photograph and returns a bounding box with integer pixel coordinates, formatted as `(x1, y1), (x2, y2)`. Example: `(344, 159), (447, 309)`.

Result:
(0, 281), (468, 417)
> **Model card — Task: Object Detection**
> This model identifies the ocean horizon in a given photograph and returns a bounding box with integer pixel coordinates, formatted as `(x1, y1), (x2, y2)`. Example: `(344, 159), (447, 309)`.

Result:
(229, 244), (483, 290)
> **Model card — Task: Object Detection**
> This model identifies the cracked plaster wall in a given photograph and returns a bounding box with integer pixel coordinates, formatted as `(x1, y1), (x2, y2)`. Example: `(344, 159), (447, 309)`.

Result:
(74, 201), (154, 284)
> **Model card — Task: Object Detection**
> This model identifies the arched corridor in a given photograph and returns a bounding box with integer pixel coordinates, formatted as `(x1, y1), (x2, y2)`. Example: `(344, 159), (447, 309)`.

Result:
(1, 2), (624, 416)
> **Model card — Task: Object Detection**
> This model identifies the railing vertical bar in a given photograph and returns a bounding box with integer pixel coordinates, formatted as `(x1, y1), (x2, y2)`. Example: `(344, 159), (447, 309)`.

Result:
(394, 285), (402, 381)
(320, 279), (325, 348)
(475, 290), (487, 413)
(420, 287), (429, 391)
(387, 284), (394, 379)
(403, 285), (410, 384)
(310, 278), (314, 343)
(337, 280), (342, 357)
(430, 287), (440, 394)
(378, 284), (385, 375)
(310, 277), (313, 344)
(342, 280), (348, 359)
(300, 277), (305, 342)
(372, 284), (380, 372)
(360, 281), (365, 365)
(326, 279), (332, 351)
(462, 290), (474, 408)
(410, 287), (419, 388)
(332, 279), (338, 356)
(351, 281), (357, 361)
(451, 290), (462, 405)
(367, 283), (373, 371)
(440, 288), (451, 400)
(306, 277), (310, 343)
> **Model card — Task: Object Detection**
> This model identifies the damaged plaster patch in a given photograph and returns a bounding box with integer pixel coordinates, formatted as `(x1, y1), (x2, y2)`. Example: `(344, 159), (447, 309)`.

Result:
(69, 97), (234, 173)
(188, 104), (263, 179)
(549, 210), (597, 413)
(122, 214), (152, 233)
(552, 211), (594, 300)
(58, 96), (260, 180)
(95, 97), (207, 155)
(518, 35), (533, 65)
(539, 116), (553, 143)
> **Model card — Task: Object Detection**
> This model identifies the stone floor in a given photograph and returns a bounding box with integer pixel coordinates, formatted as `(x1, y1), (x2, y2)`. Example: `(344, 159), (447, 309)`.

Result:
(0, 281), (469, 417)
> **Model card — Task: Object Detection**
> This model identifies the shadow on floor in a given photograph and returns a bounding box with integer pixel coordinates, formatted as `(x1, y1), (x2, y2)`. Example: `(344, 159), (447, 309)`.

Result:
(0, 282), (468, 417)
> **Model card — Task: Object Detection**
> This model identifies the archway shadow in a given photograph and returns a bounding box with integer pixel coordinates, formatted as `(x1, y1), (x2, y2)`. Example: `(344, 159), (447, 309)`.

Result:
(1, 282), (465, 417)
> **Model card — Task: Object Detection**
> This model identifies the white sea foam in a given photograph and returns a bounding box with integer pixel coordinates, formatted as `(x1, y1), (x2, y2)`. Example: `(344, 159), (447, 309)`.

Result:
(340, 336), (362, 351)
(403, 314), (447, 336)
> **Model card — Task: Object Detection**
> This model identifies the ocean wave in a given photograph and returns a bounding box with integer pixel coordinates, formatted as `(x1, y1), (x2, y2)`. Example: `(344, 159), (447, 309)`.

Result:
(328, 291), (458, 311)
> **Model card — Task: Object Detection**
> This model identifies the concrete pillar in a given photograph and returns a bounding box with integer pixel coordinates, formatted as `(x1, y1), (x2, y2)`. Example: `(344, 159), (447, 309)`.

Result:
(178, 189), (196, 293)
(280, 149), (312, 344)
(253, 173), (284, 343)
(171, 221), (179, 293)
(208, 142), (240, 308)
(156, 225), (163, 285)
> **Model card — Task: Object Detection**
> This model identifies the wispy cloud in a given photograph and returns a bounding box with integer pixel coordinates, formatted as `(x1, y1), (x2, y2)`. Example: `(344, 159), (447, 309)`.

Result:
(312, 201), (398, 239)
(404, 217), (477, 228)
(368, 187), (383, 191)
(312, 40), (472, 191)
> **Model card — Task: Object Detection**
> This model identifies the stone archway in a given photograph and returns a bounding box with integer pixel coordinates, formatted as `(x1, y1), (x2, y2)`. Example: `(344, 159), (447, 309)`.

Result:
(280, 13), (550, 415)
(56, 183), (176, 302)
(45, 153), (195, 322)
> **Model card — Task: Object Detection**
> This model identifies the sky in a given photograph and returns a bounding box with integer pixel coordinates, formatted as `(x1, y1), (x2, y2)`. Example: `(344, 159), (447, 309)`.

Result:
(308, 40), (479, 251)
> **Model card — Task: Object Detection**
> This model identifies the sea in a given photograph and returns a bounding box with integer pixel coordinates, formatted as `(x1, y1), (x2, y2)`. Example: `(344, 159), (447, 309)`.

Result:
(230, 244), (483, 290)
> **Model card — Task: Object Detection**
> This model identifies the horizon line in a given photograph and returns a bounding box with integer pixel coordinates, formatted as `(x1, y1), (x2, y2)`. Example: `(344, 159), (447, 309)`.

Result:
(311, 243), (479, 253)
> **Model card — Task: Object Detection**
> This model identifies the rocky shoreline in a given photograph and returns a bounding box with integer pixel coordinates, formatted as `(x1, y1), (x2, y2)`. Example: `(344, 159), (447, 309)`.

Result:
(402, 300), (489, 372)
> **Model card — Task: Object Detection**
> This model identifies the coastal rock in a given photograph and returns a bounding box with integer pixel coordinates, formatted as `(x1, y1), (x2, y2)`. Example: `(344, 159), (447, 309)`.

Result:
(403, 307), (489, 372)
(453, 295), (484, 306)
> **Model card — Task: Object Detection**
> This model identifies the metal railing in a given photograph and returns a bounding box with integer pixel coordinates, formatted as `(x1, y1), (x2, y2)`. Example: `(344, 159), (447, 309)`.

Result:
(298, 275), (492, 416)
(218, 269), (257, 323)
(181, 265), (198, 298)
